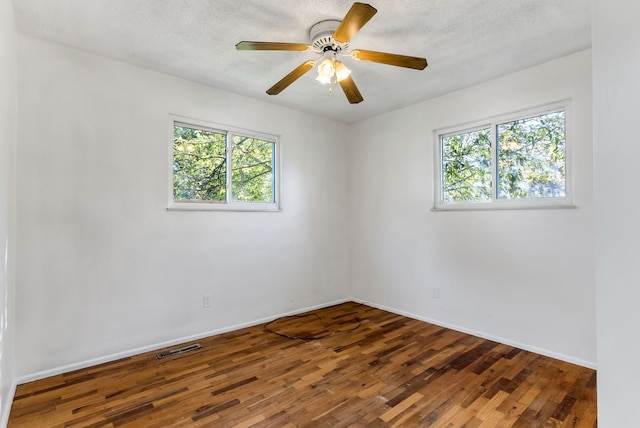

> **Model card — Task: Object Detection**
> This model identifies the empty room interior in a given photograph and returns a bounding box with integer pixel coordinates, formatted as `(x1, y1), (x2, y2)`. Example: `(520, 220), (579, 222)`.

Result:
(1, 0), (639, 426)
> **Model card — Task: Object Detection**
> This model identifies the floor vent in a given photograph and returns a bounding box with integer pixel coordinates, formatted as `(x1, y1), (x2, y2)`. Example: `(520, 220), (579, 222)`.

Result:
(155, 343), (202, 359)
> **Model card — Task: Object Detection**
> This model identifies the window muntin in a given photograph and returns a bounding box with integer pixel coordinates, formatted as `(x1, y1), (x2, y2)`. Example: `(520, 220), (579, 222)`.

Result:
(435, 103), (571, 210)
(170, 118), (279, 211)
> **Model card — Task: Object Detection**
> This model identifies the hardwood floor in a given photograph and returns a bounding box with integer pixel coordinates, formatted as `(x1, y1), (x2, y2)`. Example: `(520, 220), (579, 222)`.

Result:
(8, 302), (597, 427)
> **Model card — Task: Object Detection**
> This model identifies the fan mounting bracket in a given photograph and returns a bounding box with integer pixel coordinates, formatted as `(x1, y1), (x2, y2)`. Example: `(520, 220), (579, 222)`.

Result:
(309, 20), (350, 54)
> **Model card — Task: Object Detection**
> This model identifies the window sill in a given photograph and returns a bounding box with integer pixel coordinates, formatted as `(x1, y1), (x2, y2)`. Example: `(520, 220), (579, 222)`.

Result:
(432, 202), (577, 212)
(167, 201), (281, 212)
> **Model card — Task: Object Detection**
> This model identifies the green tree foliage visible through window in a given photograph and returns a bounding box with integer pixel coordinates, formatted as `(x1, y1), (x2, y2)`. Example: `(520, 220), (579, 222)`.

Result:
(441, 128), (492, 202)
(173, 123), (276, 204)
(232, 136), (274, 203)
(497, 111), (565, 199)
(173, 126), (227, 201)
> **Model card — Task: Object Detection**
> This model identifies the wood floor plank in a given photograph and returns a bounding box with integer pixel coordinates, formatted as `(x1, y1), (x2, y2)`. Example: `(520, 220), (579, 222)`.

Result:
(8, 302), (597, 427)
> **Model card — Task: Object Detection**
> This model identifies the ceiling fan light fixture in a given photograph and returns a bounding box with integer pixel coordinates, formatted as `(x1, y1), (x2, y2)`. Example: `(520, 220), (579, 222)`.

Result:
(315, 74), (332, 84)
(317, 57), (335, 80)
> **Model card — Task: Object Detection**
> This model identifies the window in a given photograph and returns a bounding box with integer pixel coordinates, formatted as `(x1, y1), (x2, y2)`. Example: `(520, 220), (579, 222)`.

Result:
(435, 102), (571, 210)
(169, 118), (279, 211)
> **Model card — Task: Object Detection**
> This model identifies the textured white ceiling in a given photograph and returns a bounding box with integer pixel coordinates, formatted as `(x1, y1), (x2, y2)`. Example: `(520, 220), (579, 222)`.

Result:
(11, 0), (591, 123)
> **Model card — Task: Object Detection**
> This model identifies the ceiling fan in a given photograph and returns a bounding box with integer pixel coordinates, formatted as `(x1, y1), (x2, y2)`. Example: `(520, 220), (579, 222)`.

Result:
(235, 2), (428, 104)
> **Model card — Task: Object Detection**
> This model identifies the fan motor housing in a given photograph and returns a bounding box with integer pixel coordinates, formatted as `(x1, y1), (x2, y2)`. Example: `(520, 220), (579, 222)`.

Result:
(309, 20), (349, 54)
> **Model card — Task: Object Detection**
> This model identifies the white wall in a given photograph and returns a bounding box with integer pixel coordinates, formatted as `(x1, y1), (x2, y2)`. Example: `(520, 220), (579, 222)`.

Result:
(593, 0), (640, 425)
(15, 36), (349, 378)
(13, 31), (597, 386)
(348, 50), (595, 367)
(0, 0), (17, 423)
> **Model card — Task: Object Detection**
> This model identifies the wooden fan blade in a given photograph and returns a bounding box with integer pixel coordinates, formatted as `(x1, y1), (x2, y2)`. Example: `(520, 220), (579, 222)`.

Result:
(351, 49), (428, 70)
(333, 3), (377, 43)
(338, 75), (364, 104)
(236, 41), (310, 51)
(266, 61), (315, 95)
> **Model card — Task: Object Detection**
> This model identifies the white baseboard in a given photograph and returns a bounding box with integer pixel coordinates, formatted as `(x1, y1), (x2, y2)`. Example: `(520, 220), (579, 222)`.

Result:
(16, 298), (351, 385)
(16, 296), (595, 386)
(352, 298), (597, 370)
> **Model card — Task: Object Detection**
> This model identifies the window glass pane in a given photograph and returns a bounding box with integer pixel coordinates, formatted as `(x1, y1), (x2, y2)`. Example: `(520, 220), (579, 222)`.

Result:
(231, 135), (275, 203)
(441, 128), (492, 202)
(497, 111), (565, 199)
(173, 125), (227, 202)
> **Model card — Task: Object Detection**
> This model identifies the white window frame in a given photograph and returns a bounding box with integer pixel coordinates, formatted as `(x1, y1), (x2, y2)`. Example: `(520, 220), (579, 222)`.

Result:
(168, 115), (281, 212)
(433, 100), (573, 211)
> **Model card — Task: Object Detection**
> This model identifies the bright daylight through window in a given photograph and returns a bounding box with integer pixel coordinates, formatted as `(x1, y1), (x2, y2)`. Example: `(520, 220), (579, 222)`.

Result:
(171, 120), (278, 210)
(436, 103), (570, 209)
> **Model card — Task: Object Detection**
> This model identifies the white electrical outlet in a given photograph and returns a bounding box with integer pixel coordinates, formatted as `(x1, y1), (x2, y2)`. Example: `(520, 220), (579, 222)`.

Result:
(433, 288), (440, 299)
(203, 295), (211, 308)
